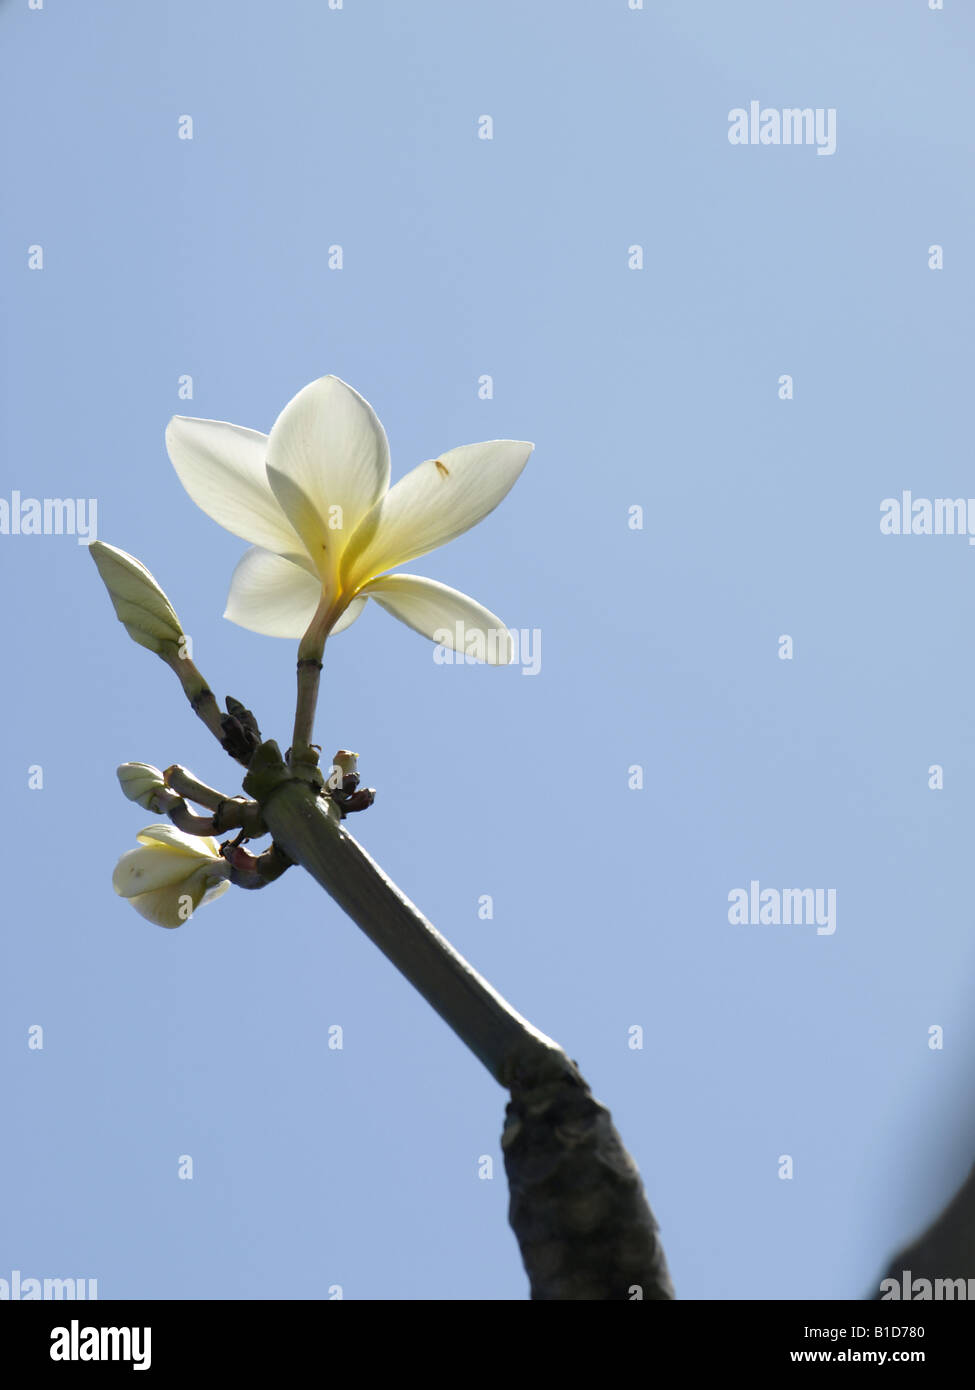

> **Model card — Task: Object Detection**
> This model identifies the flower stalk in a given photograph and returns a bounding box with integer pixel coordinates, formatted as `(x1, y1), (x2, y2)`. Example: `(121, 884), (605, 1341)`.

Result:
(158, 649), (228, 749)
(291, 640), (325, 770)
(163, 765), (229, 811)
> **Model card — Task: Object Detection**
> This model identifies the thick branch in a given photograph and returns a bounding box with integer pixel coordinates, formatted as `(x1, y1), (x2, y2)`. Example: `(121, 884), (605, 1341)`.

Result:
(248, 742), (562, 1083)
(876, 1159), (975, 1297)
(504, 1059), (675, 1300)
(245, 739), (675, 1299)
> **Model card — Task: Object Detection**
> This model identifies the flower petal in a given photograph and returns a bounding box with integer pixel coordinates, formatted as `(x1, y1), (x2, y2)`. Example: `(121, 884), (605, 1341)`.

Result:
(201, 878), (232, 908)
(343, 439), (533, 590)
(128, 875), (229, 929)
(114, 846), (194, 897)
(166, 416), (308, 558)
(224, 547), (324, 638)
(329, 595), (367, 636)
(265, 376), (391, 580)
(134, 824), (221, 856)
(359, 573), (513, 663)
(126, 886), (195, 928)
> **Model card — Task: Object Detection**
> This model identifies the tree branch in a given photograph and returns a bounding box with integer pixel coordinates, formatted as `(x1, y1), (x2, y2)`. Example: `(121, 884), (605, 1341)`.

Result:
(876, 1159), (975, 1298)
(244, 738), (675, 1299)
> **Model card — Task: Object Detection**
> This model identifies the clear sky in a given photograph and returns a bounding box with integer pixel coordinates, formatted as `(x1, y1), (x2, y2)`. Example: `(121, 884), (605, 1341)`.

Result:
(2, 0), (974, 1301)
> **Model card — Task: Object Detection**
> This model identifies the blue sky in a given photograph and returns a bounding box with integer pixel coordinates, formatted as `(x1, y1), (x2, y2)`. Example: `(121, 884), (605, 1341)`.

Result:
(2, 0), (974, 1300)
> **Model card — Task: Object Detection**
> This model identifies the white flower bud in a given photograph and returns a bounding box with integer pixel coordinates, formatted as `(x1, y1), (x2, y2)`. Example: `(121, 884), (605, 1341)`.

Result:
(90, 541), (185, 656)
(116, 762), (167, 810)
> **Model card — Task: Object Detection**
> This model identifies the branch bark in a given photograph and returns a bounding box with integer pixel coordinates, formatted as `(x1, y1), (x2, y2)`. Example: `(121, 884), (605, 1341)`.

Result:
(876, 1159), (975, 1297)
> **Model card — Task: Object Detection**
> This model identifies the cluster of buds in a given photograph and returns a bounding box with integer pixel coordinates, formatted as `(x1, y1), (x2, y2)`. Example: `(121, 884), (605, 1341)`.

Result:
(112, 761), (292, 926)
(111, 747), (375, 926)
(92, 538), (377, 928)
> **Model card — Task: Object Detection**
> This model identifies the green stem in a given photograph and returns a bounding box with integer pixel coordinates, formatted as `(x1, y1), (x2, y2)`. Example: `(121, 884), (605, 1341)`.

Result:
(292, 595), (335, 767)
(164, 765), (227, 810)
(291, 653), (324, 765)
(160, 651), (227, 748)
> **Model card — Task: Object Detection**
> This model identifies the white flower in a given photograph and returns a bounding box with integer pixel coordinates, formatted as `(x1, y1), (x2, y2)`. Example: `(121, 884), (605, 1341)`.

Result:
(112, 824), (230, 928)
(165, 376), (532, 662)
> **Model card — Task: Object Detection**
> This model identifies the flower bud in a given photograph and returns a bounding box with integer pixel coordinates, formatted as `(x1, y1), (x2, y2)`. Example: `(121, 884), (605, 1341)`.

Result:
(325, 751), (358, 791)
(117, 762), (167, 810)
(112, 824), (230, 928)
(332, 750), (359, 779)
(90, 541), (185, 656)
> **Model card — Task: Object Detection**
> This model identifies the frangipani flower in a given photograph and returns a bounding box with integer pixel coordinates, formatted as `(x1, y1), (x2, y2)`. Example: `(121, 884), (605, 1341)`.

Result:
(112, 824), (230, 928)
(165, 376), (532, 663)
